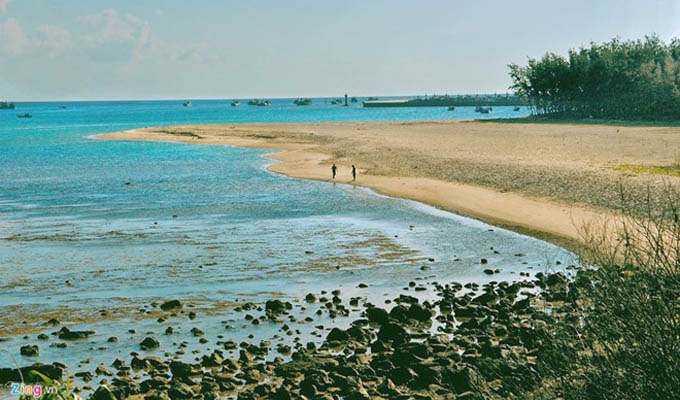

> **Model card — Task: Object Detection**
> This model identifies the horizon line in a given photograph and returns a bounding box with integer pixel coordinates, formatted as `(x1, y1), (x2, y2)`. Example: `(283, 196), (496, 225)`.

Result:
(3, 92), (517, 103)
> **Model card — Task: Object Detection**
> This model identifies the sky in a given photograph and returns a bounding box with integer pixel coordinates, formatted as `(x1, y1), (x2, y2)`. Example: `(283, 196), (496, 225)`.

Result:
(1, 0), (680, 101)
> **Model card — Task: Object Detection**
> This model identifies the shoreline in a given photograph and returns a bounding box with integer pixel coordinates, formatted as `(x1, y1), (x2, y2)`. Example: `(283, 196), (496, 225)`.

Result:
(95, 120), (661, 252)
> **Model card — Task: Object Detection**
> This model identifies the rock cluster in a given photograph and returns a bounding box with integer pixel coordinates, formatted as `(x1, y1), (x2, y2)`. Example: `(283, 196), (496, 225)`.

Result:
(6, 271), (584, 399)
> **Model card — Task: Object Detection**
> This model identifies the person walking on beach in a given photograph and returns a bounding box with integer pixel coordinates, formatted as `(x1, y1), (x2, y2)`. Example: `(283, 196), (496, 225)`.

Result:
(351, 165), (357, 181)
(331, 163), (337, 180)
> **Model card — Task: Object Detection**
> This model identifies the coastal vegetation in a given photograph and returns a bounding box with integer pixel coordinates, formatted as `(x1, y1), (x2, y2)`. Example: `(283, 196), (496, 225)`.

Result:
(509, 36), (680, 120)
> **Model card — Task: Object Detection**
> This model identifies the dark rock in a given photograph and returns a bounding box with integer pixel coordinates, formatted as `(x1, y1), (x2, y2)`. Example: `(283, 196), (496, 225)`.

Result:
(169, 360), (195, 378)
(266, 299), (290, 314)
(407, 303), (434, 322)
(90, 385), (117, 400)
(159, 300), (182, 311)
(389, 305), (410, 322)
(131, 356), (149, 370)
(391, 367), (418, 385)
(20, 345), (39, 357)
(326, 328), (350, 342)
(202, 351), (224, 367)
(366, 307), (389, 325)
(168, 381), (194, 399)
(0, 363), (64, 384)
(443, 366), (485, 394)
(140, 376), (169, 393)
(75, 371), (93, 382)
(95, 366), (113, 376)
(377, 323), (410, 345)
(57, 327), (95, 340)
(139, 337), (159, 351)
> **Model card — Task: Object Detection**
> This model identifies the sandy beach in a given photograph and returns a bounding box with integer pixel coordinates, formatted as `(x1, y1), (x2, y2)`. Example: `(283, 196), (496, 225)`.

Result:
(99, 120), (680, 249)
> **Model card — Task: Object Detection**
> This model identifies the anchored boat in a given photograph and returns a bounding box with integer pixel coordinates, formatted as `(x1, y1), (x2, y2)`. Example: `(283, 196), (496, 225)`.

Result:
(0, 101), (16, 110)
(293, 98), (312, 106)
(248, 99), (271, 106)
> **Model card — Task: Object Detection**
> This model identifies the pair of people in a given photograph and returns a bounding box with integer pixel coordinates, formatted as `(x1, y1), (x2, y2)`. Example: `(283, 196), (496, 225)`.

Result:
(331, 163), (356, 181)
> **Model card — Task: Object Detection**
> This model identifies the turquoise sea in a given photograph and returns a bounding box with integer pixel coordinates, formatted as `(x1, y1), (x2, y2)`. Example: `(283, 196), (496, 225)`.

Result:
(0, 99), (569, 375)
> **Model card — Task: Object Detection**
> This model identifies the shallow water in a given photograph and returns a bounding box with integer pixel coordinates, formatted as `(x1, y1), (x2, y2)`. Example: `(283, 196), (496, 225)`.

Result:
(0, 99), (567, 375)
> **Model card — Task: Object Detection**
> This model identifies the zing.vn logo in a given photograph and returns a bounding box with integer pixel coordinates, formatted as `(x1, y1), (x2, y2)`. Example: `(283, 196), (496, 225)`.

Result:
(9, 382), (57, 398)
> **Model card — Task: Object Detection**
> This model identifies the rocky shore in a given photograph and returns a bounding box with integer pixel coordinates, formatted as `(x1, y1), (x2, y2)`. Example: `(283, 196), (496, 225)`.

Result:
(2, 267), (584, 399)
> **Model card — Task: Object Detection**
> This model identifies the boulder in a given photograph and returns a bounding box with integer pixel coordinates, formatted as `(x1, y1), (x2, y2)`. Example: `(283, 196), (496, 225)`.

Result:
(90, 385), (117, 400)
(139, 337), (160, 351)
(20, 345), (39, 357)
(407, 303), (433, 322)
(326, 328), (350, 342)
(0, 363), (64, 384)
(57, 327), (95, 340)
(169, 360), (196, 378)
(159, 300), (182, 311)
(377, 323), (410, 345)
(366, 307), (389, 325)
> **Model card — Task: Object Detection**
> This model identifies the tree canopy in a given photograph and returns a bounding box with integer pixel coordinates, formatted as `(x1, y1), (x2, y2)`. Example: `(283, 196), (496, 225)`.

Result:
(509, 36), (680, 119)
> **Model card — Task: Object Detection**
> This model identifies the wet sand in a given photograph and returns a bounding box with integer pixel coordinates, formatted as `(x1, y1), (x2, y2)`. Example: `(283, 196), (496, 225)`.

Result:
(99, 121), (680, 249)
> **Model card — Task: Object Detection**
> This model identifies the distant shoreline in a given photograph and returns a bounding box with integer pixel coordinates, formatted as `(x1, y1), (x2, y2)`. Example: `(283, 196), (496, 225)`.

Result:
(97, 120), (680, 251)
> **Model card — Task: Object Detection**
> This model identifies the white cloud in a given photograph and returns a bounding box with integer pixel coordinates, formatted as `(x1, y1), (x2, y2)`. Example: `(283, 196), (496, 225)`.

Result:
(0, 18), (29, 57)
(0, 0), (14, 13)
(78, 8), (205, 63)
(36, 25), (73, 58)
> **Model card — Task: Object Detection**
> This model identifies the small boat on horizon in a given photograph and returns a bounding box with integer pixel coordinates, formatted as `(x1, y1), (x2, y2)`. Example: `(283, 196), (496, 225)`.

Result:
(0, 101), (16, 110)
(514, 106), (521, 111)
(350, 97), (358, 103)
(231, 100), (241, 107)
(248, 99), (271, 106)
(367, 97), (379, 101)
(183, 100), (192, 107)
(294, 98), (312, 106)
(17, 113), (32, 118)
(448, 106), (455, 111)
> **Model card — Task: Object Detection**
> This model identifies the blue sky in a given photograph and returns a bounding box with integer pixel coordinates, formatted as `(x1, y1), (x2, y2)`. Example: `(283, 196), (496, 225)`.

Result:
(1, 0), (679, 100)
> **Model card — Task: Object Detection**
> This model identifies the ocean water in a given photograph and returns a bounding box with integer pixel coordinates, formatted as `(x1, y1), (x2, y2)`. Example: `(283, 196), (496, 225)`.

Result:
(0, 99), (565, 372)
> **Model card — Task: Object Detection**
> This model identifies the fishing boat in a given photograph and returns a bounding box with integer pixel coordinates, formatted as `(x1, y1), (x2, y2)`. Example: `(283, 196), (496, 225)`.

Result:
(0, 101), (15, 110)
(248, 99), (271, 106)
(293, 98), (312, 106)
(367, 97), (379, 101)
(330, 99), (344, 105)
(183, 100), (192, 107)
(514, 106), (521, 111)
(448, 106), (455, 111)
(17, 113), (32, 118)
(231, 100), (241, 107)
